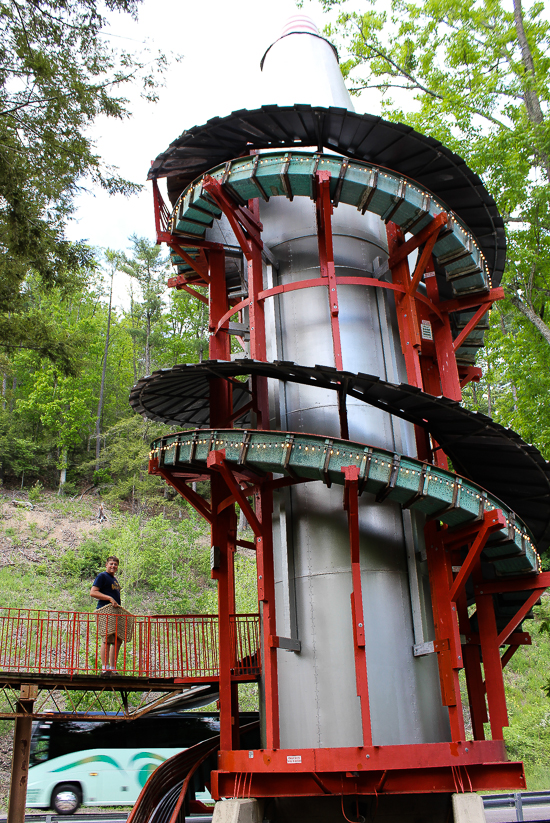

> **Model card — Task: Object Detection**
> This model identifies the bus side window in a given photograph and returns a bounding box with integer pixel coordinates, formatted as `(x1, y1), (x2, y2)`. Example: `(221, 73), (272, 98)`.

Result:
(33, 736), (50, 763)
(30, 723), (51, 766)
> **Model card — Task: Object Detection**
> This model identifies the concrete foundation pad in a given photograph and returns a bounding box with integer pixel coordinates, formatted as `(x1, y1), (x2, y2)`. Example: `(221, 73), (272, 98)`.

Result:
(452, 793), (486, 823)
(212, 799), (264, 823)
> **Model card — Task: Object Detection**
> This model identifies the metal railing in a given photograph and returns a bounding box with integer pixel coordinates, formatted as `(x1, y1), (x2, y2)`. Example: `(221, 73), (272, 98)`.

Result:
(0, 608), (260, 680)
(483, 791), (550, 822)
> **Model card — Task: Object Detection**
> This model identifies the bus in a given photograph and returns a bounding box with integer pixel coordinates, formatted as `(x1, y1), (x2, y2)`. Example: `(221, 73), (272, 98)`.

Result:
(27, 712), (259, 815)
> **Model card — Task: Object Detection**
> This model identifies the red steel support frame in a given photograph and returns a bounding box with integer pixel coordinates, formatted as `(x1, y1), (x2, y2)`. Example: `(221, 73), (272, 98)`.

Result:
(189, 175), (280, 748)
(207, 246), (241, 751)
(149, 177), (549, 800)
(424, 511), (509, 742)
(201, 175), (270, 429)
(385, 217), (504, 468)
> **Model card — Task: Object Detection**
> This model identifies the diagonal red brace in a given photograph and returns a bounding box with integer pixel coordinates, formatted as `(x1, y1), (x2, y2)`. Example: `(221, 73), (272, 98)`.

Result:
(497, 587), (546, 647)
(453, 303), (491, 352)
(208, 450), (262, 537)
(168, 242), (210, 284)
(409, 227), (443, 295)
(202, 175), (263, 259)
(388, 212), (448, 269)
(449, 510), (506, 602)
(157, 469), (213, 524)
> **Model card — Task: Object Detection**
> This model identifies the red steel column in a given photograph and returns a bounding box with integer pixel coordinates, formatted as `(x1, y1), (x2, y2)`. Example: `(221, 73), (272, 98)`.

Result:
(316, 171), (343, 371)
(476, 590), (509, 740)
(457, 591), (488, 740)
(424, 522), (465, 741)
(247, 198), (270, 429)
(8, 692), (35, 823)
(210, 465), (237, 751)
(342, 466), (372, 746)
(207, 249), (237, 751)
(423, 261), (462, 402)
(386, 222), (423, 389)
(256, 482), (280, 749)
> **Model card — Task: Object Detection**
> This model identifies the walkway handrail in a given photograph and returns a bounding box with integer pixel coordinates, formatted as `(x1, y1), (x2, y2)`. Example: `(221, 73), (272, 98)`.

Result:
(0, 608), (260, 680)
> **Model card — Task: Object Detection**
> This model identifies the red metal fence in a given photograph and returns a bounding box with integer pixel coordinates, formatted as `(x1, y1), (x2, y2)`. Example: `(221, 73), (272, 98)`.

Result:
(0, 608), (260, 680)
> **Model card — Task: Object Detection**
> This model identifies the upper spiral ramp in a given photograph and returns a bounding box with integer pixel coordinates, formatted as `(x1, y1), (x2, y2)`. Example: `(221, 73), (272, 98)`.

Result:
(148, 106), (505, 286)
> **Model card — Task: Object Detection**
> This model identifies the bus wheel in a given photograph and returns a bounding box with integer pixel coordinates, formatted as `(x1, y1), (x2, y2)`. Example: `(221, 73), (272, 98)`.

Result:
(51, 783), (82, 814)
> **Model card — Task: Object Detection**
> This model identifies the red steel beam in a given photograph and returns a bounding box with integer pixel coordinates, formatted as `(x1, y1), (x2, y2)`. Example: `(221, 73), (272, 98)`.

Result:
(474, 572), (550, 594)
(316, 171), (343, 372)
(255, 483), (280, 750)
(212, 762), (524, 798)
(464, 632), (531, 647)
(424, 521), (465, 741)
(342, 465), (372, 746)
(476, 591), (508, 740)
(439, 288), (505, 314)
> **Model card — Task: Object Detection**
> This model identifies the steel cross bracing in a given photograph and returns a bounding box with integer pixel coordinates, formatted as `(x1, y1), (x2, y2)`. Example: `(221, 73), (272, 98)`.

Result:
(0, 679), (212, 721)
(133, 168), (550, 800)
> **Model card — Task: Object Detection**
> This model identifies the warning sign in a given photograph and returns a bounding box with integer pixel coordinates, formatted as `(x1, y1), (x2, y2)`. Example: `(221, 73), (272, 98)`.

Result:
(421, 320), (433, 341)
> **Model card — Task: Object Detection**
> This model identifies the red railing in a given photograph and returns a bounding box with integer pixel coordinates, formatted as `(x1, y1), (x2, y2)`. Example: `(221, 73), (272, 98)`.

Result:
(0, 608), (260, 680)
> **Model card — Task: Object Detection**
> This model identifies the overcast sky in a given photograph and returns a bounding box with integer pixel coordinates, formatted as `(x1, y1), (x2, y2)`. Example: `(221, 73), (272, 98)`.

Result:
(66, 0), (389, 308)
(67, 0), (335, 253)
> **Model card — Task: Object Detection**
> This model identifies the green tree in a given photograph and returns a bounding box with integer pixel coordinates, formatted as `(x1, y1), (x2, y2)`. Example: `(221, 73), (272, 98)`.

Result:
(163, 287), (210, 365)
(94, 251), (123, 469)
(18, 363), (95, 491)
(0, 0), (167, 371)
(122, 237), (170, 376)
(311, 0), (550, 343)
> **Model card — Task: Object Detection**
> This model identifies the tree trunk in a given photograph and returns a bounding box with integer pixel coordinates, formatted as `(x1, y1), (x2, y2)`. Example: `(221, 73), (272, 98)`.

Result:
(509, 294), (550, 346)
(58, 447), (68, 493)
(130, 285), (138, 384)
(145, 311), (151, 375)
(512, 0), (550, 180)
(95, 269), (115, 470)
(9, 375), (16, 413)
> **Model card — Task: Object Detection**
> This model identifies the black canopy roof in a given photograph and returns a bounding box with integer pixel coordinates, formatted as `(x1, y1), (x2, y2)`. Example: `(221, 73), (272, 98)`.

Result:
(131, 359), (549, 552)
(148, 105), (506, 286)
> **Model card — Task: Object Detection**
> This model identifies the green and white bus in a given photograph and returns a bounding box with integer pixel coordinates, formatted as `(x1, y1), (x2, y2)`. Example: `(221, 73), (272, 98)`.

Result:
(27, 713), (254, 815)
